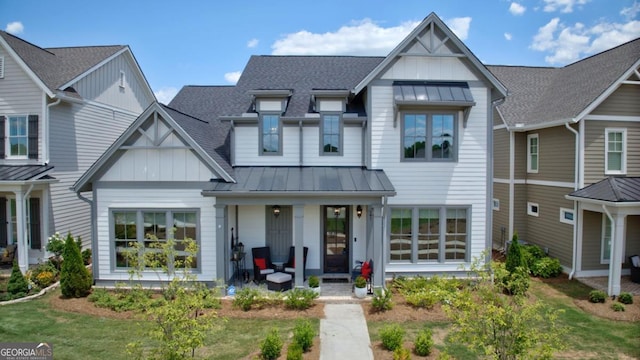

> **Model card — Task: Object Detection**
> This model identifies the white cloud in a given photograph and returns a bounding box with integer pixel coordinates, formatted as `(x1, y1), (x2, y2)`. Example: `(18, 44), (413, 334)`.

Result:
(154, 87), (178, 104)
(509, 2), (526, 15)
(531, 17), (640, 64)
(224, 71), (242, 84)
(504, 32), (513, 41)
(446, 17), (472, 40)
(543, 0), (589, 13)
(247, 38), (259, 48)
(621, 1), (640, 20)
(5, 21), (24, 34)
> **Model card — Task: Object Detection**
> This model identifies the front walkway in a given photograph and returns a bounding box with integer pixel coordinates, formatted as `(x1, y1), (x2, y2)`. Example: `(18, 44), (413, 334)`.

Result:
(576, 275), (640, 295)
(320, 304), (373, 360)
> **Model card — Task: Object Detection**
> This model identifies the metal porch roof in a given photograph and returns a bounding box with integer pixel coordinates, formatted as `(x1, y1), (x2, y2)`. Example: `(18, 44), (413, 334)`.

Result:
(568, 177), (640, 203)
(0, 165), (54, 181)
(393, 81), (475, 106)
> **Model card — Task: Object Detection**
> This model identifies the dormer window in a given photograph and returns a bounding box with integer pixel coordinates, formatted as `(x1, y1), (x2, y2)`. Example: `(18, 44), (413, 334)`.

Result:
(260, 113), (281, 155)
(321, 113), (342, 155)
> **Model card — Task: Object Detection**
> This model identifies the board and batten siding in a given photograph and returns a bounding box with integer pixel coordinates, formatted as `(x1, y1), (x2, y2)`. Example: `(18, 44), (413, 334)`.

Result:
(493, 128), (510, 179)
(381, 56), (478, 81)
(583, 120), (640, 185)
(591, 84), (640, 116)
(523, 184), (574, 267)
(525, 125), (575, 183)
(492, 182), (509, 248)
(72, 52), (152, 114)
(94, 188), (216, 282)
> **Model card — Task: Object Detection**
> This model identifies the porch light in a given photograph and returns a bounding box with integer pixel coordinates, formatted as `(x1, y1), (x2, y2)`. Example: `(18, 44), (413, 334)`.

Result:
(334, 207), (341, 217)
(356, 205), (363, 218)
(272, 205), (281, 218)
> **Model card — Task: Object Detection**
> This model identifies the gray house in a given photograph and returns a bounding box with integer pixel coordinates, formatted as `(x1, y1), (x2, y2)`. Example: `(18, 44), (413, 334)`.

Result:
(0, 31), (154, 272)
(490, 38), (640, 295)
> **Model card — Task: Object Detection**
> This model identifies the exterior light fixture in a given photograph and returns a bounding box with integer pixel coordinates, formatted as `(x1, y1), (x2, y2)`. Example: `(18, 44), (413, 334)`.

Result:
(272, 205), (281, 218)
(334, 207), (341, 217)
(356, 205), (363, 218)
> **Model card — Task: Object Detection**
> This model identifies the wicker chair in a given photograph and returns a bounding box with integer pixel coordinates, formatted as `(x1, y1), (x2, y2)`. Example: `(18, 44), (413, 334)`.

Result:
(251, 246), (276, 284)
(283, 246), (308, 280)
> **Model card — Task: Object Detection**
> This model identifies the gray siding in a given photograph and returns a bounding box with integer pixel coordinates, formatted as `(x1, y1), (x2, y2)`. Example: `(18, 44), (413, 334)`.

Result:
(584, 120), (640, 185)
(581, 210), (605, 271)
(523, 184), (574, 267)
(591, 85), (640, 116)
(492, 182), (509, 248)
(526, 126), (575, 182)
(493, 128), (509, 179)
(513, 183), (528, 242)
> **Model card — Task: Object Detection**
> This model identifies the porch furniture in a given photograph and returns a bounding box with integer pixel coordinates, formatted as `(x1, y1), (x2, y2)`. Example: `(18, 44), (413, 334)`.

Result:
(352, 259), (374, 294)
(266, 272), (292, 291)
(630, 255), (640, 284)
(0, 244), (16, 265)
(230, 251), (246, 287)
(283, 246), (308, 280)
(252, 246), (276, 284)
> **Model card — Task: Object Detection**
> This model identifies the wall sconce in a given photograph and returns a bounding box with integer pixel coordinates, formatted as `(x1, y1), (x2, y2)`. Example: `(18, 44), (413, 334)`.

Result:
(272, 205), (280, 218)
(333, 207), (341, 217)
(356, 205), (363, 218)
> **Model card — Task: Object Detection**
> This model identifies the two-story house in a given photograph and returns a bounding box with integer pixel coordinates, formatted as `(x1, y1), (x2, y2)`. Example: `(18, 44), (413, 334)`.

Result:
(0, 31), (155, 272)
(73, 13), (506, 287)
(490, 38), (640, 295)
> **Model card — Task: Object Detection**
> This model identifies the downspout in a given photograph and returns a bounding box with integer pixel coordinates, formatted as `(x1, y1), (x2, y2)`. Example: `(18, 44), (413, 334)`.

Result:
(76, 191), (97, 281)
(45, 98), (62, 164)
(565, 122), (579, 279)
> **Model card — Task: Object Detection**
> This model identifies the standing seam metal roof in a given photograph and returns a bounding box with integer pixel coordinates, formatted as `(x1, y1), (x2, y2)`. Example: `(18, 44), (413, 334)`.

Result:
(568, 177), (640, 202)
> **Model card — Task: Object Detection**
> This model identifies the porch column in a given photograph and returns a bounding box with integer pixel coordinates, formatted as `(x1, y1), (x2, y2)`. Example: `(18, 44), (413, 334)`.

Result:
(14, 190), (27, 273)
(214, 204), (227, 283)
(607, 213), (626, 296)
(293, 204), (304, 288)
(371, 204), (383, 289)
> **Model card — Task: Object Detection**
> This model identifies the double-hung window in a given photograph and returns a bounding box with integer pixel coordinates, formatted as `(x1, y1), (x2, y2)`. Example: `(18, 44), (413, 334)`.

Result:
(527, 133), (539, 173)
(321, 113), (342, 155)
(605, 128), (626, 174)
(7, 115), (28, 158)
(260, 114), (281, 155)
(402, 112), (456, 161)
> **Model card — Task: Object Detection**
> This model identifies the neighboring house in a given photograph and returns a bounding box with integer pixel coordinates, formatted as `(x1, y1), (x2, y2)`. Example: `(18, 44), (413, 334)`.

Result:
(73, 13), (507, 287)
(489, 38), (640, 295)
(0, 31), (155, 272)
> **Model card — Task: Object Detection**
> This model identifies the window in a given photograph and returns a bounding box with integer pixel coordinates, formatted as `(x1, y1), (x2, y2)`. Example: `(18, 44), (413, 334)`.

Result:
(402, 112), (456, 161)
(492, 199), (500, 211)
(112, 209), (199, 270)
(527, 133), (538, 173)
(321, 113), (342, 155)
(605, 128), (626, 174)
(601, 215), (612, 264)
(6, 115), (28, 158)
(527, 202), (539, 217)
(260, 114), (281, 155)
(389, 206), (468, 262)
(559, 208), (574, 225)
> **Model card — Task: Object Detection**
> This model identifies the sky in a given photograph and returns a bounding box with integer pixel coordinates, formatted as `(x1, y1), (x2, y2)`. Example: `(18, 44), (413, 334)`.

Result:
(1, 0), (639, 104)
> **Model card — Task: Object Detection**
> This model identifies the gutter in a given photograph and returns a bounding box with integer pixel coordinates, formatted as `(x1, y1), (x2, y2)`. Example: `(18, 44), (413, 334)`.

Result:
(565, 121), (579, 279)
(76, 191), (97, 281)
(45, 98), (62, 164)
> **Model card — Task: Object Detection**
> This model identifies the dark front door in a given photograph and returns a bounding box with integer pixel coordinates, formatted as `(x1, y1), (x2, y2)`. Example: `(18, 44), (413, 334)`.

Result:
(324, 205), (349, 273)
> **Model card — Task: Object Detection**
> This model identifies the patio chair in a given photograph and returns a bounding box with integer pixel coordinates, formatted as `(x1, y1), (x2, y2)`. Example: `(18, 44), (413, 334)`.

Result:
(252, 246), (276, 284)
(0, 244), (16, 265)
(283, 246), (308, 280)
(630, 255), (640, 284)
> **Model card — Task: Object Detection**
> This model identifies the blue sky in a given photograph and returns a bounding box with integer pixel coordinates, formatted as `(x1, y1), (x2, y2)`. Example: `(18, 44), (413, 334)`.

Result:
(1, 0), (639, 103)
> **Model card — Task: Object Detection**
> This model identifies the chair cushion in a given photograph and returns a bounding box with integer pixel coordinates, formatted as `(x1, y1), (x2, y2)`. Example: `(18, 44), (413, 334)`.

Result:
(284, 267), (295, 273)
(260, 268), (275, 275)
(255, 257), (266, 270)
(267, 272), (292, 283)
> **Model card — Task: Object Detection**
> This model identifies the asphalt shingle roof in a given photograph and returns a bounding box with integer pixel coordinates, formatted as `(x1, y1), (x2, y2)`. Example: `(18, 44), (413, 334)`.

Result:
(569, 177), (640, 203)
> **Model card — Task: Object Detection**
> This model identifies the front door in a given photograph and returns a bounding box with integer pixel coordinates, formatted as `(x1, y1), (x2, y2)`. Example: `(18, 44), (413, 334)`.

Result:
(324, 205), (349, 273)
(266, 205), (292, 263)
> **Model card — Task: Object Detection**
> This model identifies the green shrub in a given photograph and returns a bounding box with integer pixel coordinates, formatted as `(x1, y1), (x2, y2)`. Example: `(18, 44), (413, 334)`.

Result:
(505, 233), (525, 273)
(611, 302), (625, 312)
(7, 261), (29, 295)
(60, 232), (92, 298)
(81, 249), (92, 265)
(233, 287), (261, 311)
(88, 286), (154, 312)
(286, 342), (303, 360)
(522, 244), (546, 269)
(618, 292), (633, 305)
(379, 323), (405, 351)
(493, 261), (530, 296)
(284, 288), (318, 310)
(307, 275), (319, 288)
(354, 275), (367, 288)
(530, 257), (563, 278)
(393, 347), (411, 360)
(292, 319), (315, 352)
(414, 327), (434, 356)
(30, 262), (59, 288)
(589, 290), (607, 303)
(405, 289), (438, 309)
(45, 232), (66, 258)
(371, 288), (393, 312)
(260, 328), (283, 360)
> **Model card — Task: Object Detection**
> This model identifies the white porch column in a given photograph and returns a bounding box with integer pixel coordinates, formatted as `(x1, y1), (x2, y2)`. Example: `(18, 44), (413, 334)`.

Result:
(214, 204), (227, 283)
(293, 204), (304, 288)
(14, 190), (27, 273)
(42, 186), (50, 253)
(607, 213), (626, 296)
(371, 204), (383, 289)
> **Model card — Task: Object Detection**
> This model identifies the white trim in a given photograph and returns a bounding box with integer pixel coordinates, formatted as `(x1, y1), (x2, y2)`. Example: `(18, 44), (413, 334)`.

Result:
(559, 207), (574, 225)
(119, 70), (126, 89)
(527, 202), (539, 217)
(604, 128), (627, 175)
(493, 178), (574, 188)
(493, 123), (507, 130)
(584, 114), (640, 122)
(600, 214), (611, 264)
(508, 130), (514, 241)
(493, 178), (510, 184)
(527, 133), (539, 173)
(5, 115), (29, 159)
(492, 198), (500, 211)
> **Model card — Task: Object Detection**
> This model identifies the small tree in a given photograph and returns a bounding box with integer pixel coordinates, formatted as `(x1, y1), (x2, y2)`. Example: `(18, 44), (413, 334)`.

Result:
(60, 232), (92, 298)
(7, 260), (29, 296)
(505, 232), (524, 273)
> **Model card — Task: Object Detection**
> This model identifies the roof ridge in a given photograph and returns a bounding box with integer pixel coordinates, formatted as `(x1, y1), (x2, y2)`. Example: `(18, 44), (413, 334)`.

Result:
(0, 30), (55, 56)
(45, 44), (125, 50)
(487, 64), (559, 70)
(564, 37), (640, 69)
(253, 54), (385, 59)
(608, 176), (623, 201)
(161, 104), (209, 124)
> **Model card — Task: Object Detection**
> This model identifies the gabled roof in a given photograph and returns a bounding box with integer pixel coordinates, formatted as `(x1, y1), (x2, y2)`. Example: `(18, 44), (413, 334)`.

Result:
(567, 177), (640, 205)
(489, 37), (640, 129)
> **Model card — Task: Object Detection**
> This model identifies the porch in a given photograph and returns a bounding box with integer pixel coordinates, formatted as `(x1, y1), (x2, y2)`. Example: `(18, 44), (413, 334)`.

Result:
(577, 275), (640, 295)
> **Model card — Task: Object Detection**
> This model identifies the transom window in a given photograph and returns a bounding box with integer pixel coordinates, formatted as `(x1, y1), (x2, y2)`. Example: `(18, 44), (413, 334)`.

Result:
(605, 128), (626, 174)
(527, 133), (539, 173)
(402, 112), (456, 161)
(112, 209), (199, 270)
(7, 115), (28, 158)
(260, 114), (281, 155)
(321, 113), (341, 155)
(390, 206), (468, 263)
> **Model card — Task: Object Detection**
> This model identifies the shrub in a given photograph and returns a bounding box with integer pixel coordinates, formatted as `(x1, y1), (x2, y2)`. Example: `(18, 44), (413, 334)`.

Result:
(618, 292), (633, 305)
(233, 287), (261, 311)
(611, 302), (625, 312)
(379, 323), (405, 351)
(7, 261), (29, 296)
(81, 249), (92, 265)
(292, 319), (315, 352)
(284, 288), (318, 310)
(522, 244), (546, 269)
(493, 261), (530, 296)
(286, 342), (303, 360)
(589, 290), (607, 303)
(260, 328), (283, 360)
(405, 290), (438, 309)
(530, 257), (562, 278)
(45, 232), (66, 258)
(30, 262), (59, 288)
(371, 288), (393, 312)
(354, 275), (367, 288)
(505, 233), (525, 273)
(414, 327), (434, 356)
(35, 271), (55, 288)
(60, 232), (92, 298)
(307, 275), (319, 288)
(393, 347), (411, 360)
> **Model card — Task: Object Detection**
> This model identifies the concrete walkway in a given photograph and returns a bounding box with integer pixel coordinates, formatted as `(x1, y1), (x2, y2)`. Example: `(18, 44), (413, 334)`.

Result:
(320, 304), (373, 360)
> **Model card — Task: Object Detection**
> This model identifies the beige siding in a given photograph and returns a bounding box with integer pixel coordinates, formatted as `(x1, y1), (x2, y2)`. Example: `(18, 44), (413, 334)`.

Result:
(581, 210), (607, 271)
(523, 185), (574, 267)
(591, 85), (640, 116)
(493, 128), (509, 179)
(514, 132), (527, 179)
(513, 183), (528, 242)
(525, 126), (575, 182)
(493, 109), (503, 126)
(492, 182), (509, 248)
(584, 120), (640, 184)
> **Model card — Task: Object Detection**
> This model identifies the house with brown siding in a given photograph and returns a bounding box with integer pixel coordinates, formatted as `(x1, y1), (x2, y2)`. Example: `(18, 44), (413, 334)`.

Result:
(489, 38), (640, 295)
